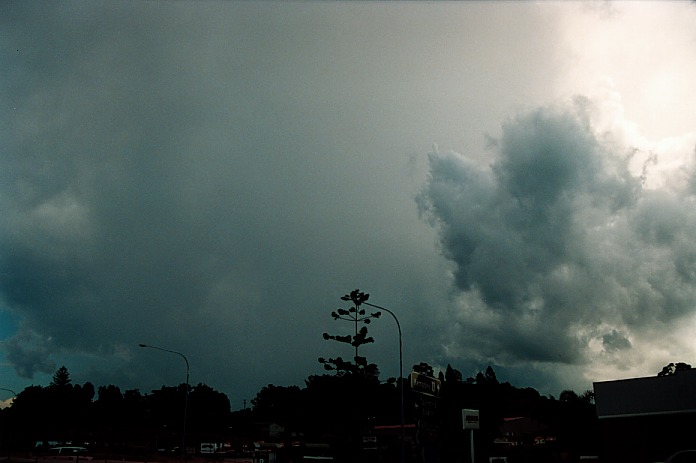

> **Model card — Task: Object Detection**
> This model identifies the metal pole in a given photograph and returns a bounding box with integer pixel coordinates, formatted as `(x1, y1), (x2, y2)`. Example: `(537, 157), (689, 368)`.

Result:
(470, 429), (475, 463)
(0, 388), (17, 397)
(139, 344), (189, 461)
(0, 388), (17, 409)
(363, 301), (404, 463)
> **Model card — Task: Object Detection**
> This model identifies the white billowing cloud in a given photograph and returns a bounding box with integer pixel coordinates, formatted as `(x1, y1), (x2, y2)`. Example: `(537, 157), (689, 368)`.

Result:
(555, 1), (696, 141)
(0, 398), (14, 410)
(419, 93), (696, 387)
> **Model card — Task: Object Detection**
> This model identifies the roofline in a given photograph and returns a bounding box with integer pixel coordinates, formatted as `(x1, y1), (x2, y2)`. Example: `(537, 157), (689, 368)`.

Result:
(598, 408), (696, 420)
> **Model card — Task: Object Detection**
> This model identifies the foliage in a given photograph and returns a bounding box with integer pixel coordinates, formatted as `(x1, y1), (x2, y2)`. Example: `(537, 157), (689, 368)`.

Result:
(51, 365), (72, 388)
(439, 365), (599, 461)
(657, 362), (692, 376)
(0, 366), (230, 453)
(251, 384), (303, 424)
(319, 289), (381, 377)
(444, 364), (462, 383)
(0, 362), (600, 462)
(188, 382), (231, 433)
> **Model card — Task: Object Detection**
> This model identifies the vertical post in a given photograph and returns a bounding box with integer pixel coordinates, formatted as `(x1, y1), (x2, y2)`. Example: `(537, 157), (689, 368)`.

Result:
(0, 387), (17, 408)
(364, 301), (404, 463)
(0, 388), (17, 397)
(139, 344), (189, 461)
(463, 409), (479, 463)
(470, 429), (475, 463)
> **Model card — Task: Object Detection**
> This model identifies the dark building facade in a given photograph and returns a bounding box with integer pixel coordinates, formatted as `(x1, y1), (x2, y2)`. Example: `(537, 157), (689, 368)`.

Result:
(594, 370), (696, 463)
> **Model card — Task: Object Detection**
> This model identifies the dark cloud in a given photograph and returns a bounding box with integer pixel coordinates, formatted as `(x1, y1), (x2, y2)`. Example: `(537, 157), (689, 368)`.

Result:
(602, 330), (631, 353)
(2, 1), (696, 402)
(419, 100), (696, 370)
(3, 331), (55, 379)
(1, 1), (462, 401)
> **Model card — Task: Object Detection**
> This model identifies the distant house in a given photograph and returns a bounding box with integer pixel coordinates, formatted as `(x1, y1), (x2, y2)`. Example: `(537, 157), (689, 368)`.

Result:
(494, 417), (556, 448)
(372, 423), (417, 448)
(256, 422), (285, 439)
(594, 369), (696, 463)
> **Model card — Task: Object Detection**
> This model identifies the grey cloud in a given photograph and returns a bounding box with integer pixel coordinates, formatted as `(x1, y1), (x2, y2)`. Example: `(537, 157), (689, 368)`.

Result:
(602, 330), (631, 353)
(1, 1), (471, 400)
(4, 0), (694, 402)
(4, 331), (56, 379)
(419, 101), (696, 369)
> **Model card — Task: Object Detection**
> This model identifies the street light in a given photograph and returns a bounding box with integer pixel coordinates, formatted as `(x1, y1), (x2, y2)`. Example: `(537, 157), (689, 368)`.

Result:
(341, 291), (405, 463)
(0, 388), (17, 397)
(139, 343), (189, 460)
(0, 387), (17, 407)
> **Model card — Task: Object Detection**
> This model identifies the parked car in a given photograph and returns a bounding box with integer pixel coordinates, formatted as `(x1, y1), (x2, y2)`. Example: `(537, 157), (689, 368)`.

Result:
(44, 446), (92, 460)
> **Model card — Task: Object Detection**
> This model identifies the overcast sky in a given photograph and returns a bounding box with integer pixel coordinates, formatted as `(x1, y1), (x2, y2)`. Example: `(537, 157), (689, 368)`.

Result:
(2, 1), (696, 410)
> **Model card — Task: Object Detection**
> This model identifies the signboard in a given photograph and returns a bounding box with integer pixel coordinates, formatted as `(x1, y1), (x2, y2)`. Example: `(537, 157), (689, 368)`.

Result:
(462, 409), (480, 430)
(410, 370), (441, 463)
(410, 371), (441, 397)
(362, 436), (377, 450)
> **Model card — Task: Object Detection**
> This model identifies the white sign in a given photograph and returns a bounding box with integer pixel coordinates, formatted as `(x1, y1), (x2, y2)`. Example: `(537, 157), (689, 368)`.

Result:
(410, 371), (441, 397)
(462, 409), (480, 430)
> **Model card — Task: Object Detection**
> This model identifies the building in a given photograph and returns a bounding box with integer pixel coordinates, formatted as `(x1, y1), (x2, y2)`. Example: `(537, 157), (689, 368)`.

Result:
(594, 369), (696, 463)
(494, 416), (556, 448)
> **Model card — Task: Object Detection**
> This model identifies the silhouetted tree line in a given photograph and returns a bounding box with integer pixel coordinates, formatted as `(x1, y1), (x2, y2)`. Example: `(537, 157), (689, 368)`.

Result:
(237, 362), (600, 462)
(437, 365), (598, 462)
(1, 363), (599, 462)
(0, 366), (230, 455)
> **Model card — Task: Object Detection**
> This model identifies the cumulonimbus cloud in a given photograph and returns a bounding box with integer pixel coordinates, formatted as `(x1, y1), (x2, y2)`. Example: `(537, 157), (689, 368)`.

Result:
(418, 98), (696, 372)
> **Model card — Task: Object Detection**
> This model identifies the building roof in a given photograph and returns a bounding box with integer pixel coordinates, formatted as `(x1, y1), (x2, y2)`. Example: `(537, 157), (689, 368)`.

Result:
(498, 416), (551, 435)
(593, 369), (696, 419)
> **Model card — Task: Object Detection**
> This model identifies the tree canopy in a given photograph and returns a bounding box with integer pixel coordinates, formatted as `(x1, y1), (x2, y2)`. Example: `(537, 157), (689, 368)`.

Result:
(0, 359), (602, 462)
(657, 362), (692, 376)
(319, 289), (381, 377)
(50, 365), (72, 388)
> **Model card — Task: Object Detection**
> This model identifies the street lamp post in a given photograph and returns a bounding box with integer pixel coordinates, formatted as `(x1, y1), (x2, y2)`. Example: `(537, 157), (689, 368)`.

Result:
(340, 290), (404, 463)
(139, 344), (189, 460)
(359, 299), (405, 463)
(0, 388), (17, 397)
(0, 387), (17, 407)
